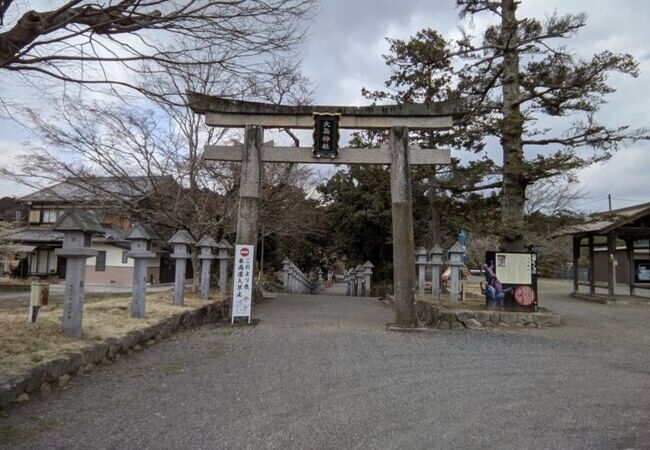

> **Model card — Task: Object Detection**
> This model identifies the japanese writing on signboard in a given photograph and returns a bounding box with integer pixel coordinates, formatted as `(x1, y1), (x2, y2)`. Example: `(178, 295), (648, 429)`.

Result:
(232, 244), (254, 323)
(312, 113), (340, 159)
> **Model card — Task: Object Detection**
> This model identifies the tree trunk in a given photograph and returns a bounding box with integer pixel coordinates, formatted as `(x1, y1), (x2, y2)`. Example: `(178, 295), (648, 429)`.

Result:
(500, 0), (526, 252)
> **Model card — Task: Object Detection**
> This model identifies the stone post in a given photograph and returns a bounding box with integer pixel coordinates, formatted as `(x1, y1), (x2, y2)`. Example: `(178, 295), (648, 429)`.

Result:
(429, 245), (444, 300)
(389, 126), (417, 327)
(168, 230), (196, 306)
(216, 239), (233, 294)
(363, 261), (374, 297)
(345, 271), (352, 296)
(236, 125), (263, 303)
(448, 242), (465, 303)
(416, 247), (428, 296)
(197, 236), (218, 300)
(355, 266), (364, 296)
(125, 223), (156, 318)
(53, 211), (102, 338)
(281, 257), (291, 292)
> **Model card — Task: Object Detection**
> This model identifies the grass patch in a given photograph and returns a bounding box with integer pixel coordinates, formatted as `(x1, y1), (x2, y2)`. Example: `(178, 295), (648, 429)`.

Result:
(0, 418), (60, 444)
(0, 289), (222, 378)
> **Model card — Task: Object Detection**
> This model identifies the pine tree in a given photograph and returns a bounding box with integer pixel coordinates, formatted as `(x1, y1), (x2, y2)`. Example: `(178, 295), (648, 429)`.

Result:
(452, 0), (648, 250)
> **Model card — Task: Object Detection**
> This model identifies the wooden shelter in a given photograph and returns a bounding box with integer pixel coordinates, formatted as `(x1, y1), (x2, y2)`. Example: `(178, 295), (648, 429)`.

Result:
(555, 202), (650, 300)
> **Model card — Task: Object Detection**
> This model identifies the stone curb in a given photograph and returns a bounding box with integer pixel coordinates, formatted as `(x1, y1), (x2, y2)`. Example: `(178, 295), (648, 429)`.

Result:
(415, 301), (562, 330)
(0, 301), (225, 410)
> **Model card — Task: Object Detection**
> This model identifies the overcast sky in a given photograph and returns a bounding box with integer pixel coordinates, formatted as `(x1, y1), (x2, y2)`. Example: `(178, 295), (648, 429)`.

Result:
(2, 0), (650, 213)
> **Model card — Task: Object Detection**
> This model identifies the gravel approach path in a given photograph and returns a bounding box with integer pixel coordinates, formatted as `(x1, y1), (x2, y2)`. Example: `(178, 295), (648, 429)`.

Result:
(1, 280), (649, 449)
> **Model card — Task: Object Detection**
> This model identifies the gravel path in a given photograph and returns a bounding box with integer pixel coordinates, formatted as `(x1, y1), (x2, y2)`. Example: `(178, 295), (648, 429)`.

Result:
(1, 280), (649, 449)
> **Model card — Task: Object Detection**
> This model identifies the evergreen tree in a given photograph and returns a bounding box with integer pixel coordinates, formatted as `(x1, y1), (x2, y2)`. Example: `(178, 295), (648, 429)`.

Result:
(360, 28), (499, 246)
(452, 0), (648, 250)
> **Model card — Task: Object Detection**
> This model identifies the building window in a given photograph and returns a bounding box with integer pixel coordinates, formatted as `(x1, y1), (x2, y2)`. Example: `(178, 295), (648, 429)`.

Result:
(42, 210), (59, 223)
(95, 251), (106, 272)
(122, 251), (128, 264)
(84, 234), (92, 248)
(28, 209), (41, 224)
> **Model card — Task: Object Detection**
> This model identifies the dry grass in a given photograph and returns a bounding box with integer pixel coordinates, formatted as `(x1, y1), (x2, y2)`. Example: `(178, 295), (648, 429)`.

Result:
(0, 290), (222, 378)
(0, 278), (31, 286)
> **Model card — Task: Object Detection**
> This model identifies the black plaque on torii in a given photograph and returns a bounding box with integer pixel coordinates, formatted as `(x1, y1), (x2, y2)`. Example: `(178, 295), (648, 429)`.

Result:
(312, 113), (340, 159)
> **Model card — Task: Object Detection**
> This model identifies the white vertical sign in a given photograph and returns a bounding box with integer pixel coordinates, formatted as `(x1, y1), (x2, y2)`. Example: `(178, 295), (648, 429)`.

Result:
(232, 244), (254, 323)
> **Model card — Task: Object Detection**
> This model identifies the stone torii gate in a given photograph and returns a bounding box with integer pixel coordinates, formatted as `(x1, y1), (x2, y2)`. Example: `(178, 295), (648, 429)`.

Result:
(188, 93), (460, 327)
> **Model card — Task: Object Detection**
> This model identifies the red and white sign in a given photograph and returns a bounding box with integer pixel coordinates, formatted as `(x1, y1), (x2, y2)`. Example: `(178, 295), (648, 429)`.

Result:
(232, 244), (254, 323)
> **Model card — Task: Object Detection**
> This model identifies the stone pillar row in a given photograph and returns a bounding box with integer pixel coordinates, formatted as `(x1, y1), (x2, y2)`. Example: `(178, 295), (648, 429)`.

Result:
(281, 258), (315, 294)
(414, 242), (466, 303)
(344, 262), (374, 297)
(53, 216), (234, 338)
(168, 230), (233, 306)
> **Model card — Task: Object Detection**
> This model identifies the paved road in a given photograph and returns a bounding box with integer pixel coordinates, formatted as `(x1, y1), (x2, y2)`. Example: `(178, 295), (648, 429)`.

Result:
(1, 280), (649, 449)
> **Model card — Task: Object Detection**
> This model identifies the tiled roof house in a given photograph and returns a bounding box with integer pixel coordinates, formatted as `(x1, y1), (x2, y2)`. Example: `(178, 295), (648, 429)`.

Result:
(2, 176), (178, 285)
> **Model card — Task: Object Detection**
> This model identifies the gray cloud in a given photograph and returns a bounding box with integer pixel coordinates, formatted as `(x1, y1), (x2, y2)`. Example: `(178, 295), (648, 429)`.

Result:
(2, 0), (650, 212)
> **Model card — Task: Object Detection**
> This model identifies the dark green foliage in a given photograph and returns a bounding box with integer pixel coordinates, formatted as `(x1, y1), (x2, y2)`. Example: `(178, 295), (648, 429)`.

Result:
(318, 165), (394, 280)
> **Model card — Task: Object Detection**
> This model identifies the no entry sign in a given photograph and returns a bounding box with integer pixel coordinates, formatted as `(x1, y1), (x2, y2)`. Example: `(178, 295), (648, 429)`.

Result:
(232, 244), (254, 323)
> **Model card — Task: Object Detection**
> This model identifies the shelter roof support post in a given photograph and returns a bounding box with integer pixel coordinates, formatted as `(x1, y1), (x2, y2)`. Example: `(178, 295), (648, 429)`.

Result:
(607, 231), (617, 298)
(390, 126), (417, 327)
(572, 236), (580, 295)
(588, 235), (595, 295)
(236, 125), (263, 303)
(625, 238), (635, 296)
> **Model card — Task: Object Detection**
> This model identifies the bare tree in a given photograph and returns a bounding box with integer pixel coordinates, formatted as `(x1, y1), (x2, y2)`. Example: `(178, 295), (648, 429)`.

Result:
(2, 55), (324, 288)
(0, 0), (313, 100)
(525, 174), (586, 217)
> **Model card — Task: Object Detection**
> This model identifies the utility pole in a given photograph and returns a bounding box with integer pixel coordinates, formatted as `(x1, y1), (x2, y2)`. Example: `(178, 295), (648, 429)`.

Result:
(608, 193), (612, 212)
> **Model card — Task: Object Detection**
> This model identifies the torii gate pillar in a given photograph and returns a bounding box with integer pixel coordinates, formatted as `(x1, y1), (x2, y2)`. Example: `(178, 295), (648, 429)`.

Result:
(390, 127), (417, 327)
(237, 125), (263, 302)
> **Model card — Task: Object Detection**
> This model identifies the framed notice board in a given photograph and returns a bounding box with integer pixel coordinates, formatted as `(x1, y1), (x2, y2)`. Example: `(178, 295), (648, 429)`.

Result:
(483, 251), (538, 312)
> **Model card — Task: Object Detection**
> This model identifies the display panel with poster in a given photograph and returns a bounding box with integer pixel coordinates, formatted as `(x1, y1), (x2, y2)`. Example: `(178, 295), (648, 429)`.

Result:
(635, 260), (650, 284)
(483, 251), (538, 312)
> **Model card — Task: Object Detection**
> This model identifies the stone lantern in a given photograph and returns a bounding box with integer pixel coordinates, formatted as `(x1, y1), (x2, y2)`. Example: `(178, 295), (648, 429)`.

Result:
(362, 261), (374, 297)
(168, 229), (195, 306)
(415, 247), (428, 296)
(197, 236), (218, 300)
(53, 211), (103, 338)
(344, 269), (354, 296)
(281, 257), (291, 292)
(447, 241), (465, 303)
(429, 245), (444, 300)
(355, 265), (365, 296)
(125, 223), (156, 318)
(216, 239), (233, 294)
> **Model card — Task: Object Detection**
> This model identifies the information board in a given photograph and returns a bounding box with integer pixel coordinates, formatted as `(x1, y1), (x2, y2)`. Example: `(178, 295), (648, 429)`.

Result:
(484, 251), (538, 312)
(495, 252), (533, 285)
(232, 244), (254, 323)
